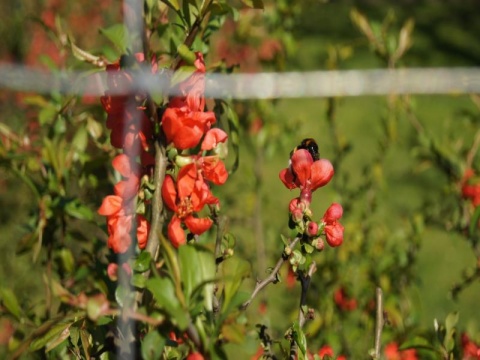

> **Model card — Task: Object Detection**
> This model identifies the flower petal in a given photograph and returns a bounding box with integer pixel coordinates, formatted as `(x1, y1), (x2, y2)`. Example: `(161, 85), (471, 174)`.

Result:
(112, 154), (132, 178)
(310, 158), (334, 190)
(168, 216), (186, 248)
(98, 195), (123, 216)
(184, 215), (213, 235)
(161, 175), (178, 211)
(323, 203), (343, 224)
(290, 149), (313, 187)
(325, 222), (344, 247)
(177, 164), (197, 199)
(136, 214), (149, 249)
(201, 129), (228, 151)
(279, 168), (297, 190)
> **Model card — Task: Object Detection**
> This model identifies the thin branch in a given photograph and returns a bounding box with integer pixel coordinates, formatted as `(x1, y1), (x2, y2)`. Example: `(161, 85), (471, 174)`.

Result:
(466, 129), (480, 170)
(241, 237), (300, 310)
(373, 287), (384, 359)
(297, 262), (317, 328)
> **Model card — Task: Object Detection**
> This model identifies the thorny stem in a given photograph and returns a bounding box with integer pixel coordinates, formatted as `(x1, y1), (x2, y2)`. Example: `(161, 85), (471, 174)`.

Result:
(241, 237), (300, 310)
(373, 287), (384, 359)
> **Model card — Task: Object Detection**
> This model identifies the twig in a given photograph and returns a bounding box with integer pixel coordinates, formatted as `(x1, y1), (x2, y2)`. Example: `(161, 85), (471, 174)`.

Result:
(241, 237), (300, 310)
(297, 262), (317, 328)
(466, 129), (480, 170)
(373, 287), (384, 359)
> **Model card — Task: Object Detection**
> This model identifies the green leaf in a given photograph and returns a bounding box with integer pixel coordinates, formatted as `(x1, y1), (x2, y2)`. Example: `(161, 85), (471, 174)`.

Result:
(72, 126), (88, 154)
(220, 257), (250, 313)
(177, 44), (196, 65)
(161, 0), (180, 11)
(292, 322), (307, 359)
(224, 102), (240, 173)
(141, 331), (166, 360)
(170, 65), (196, 88)
(131, 273), (147, 288)
(399, 336), (437, 352)
(134, 251), (152, 273)
(179, 245), (200, 302)
(469, 206), (480, 236)
(0, 288), (22, 319)
(241, 0), (264, 9)
(64, 199), (94, 221)
(146, 277), (190, 329)
(303, 243), (314, 254)
(30, 322), (72, 352)
(100, 24), (128, 54)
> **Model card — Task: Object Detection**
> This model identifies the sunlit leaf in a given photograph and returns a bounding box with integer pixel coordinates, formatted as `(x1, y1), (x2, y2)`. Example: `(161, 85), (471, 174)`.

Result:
(100, 24), (128, 54)
(134, 251), (152, 273)
(141, 331), (166, 360)
(161, 0), (180, 11)
(241, 0), (264, 9)
(30, 322), (72, 352)
(0, 288), (22, 320)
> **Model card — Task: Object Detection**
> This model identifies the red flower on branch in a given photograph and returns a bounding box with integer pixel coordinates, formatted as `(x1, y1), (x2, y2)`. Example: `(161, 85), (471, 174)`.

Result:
(100, 54), (154, 163)
(334, 287), (357, 311)
(162, 164), (219, 247)
(98, 154), (148, 253)
(162, 52), (217, 150)
(279, 149), (334, 204)
(461, 333), (480, 360)
(384, 342), (418, 360)
(322, 203), (344, 247)
(318, 345), (347, 360)
(462, 169), (480, 207)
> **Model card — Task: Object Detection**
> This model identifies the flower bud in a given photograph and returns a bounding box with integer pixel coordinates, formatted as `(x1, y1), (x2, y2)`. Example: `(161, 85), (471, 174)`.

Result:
(291, 208), (304, 223)
(306, 221), (319, 237)
(312, 238), (325, 251)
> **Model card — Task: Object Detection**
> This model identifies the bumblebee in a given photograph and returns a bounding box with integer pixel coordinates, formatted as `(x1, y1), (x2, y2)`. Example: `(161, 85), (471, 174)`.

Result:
(291, 138), (320, 161)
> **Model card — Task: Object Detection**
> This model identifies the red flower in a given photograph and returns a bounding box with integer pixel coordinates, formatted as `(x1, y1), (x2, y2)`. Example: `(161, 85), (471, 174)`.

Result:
(162, 52), (217, 150)
(162, 107), (215, 150)
(384, 342), (418, 360)
(100, 55), (153, 163)
(170, 52), (207, 112)
(318, 345), (346, 359)
(279, 149), (334, 204)
(322, 203), (344, 247)
(107, 262), (132, 282)
(462, 169), (480, 207)
(461, 333), (480, 359)
(186, 352), (204, 360)
(334, 287), (357, 311)
(162, 164), (218, 247)
(98, 154), (148, 253)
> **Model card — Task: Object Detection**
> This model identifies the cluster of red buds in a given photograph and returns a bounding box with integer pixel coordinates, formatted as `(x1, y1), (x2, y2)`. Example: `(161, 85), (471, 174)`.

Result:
(279, 138), (345, 251)
(462, 168), (480, 207)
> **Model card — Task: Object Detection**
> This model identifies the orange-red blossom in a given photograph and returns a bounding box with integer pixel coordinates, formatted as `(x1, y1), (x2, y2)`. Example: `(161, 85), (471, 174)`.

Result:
(162, 163), (219, 248)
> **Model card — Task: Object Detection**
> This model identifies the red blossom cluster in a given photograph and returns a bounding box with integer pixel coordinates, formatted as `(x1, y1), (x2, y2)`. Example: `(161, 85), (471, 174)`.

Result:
(318, 345), (347, 360)
(98, 54), (155, 261)
(98, 154), (149, 253)
(462, 169), (480, 207)
(462, 333), (480, 359)
(279, 144), (345, 248)
(333, 287), (357, 311)
(161, 52), (228, 247)
(384, 342), (418, 360)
